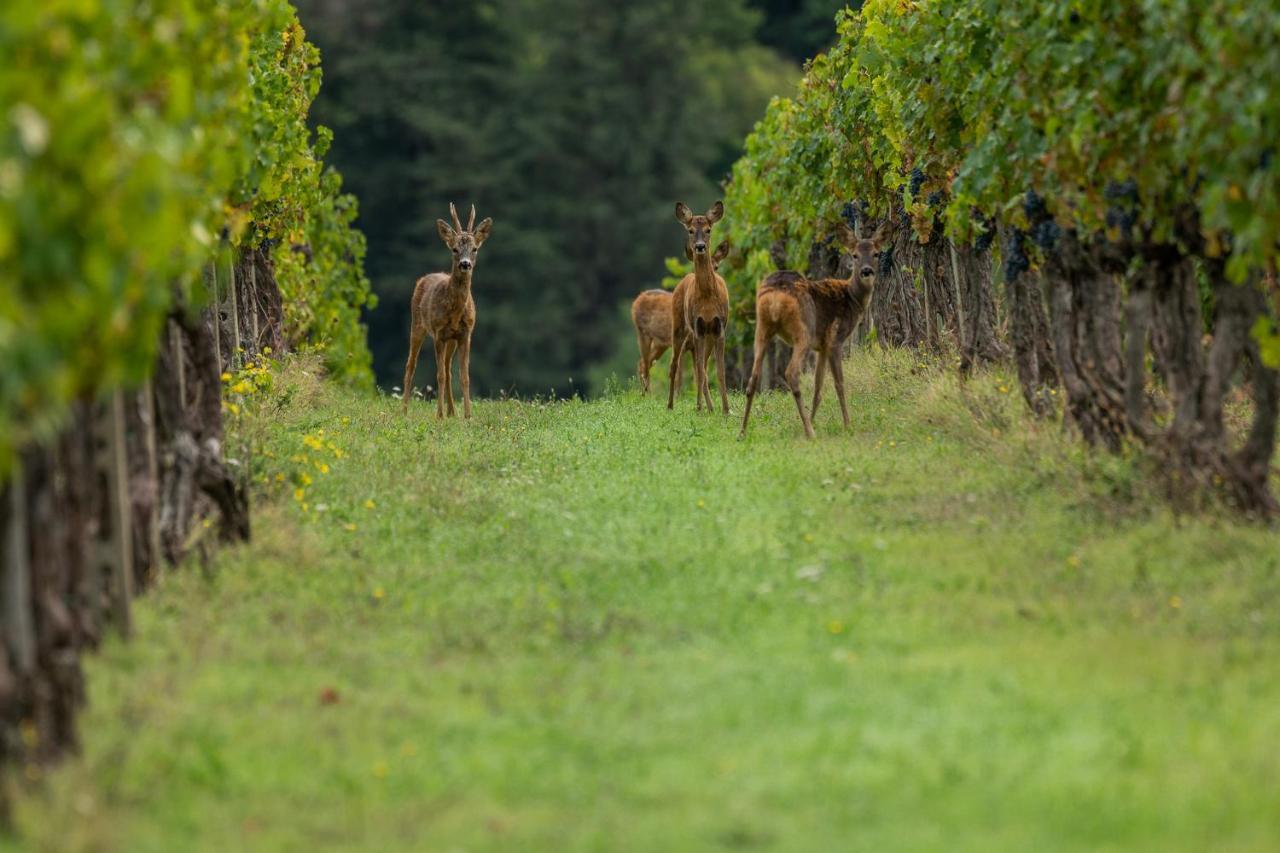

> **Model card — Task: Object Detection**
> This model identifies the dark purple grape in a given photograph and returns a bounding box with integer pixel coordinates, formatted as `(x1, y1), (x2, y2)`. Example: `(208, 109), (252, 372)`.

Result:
(974, 226), (995, 253)
(1103, 180), (1137, 201)
(909, 168), (925, 197)
(878, 242), (895, 276)
(1032, 219), (1061, 252)
(1023, 190), (1047, 223)
(1003, 229), (1030, 281)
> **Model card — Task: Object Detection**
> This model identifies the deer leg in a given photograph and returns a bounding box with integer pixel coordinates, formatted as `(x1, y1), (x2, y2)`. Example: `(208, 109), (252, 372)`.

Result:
(811, 347), (827, 422)
(830, 350), (851, 429)
(715, 335), (730, 416)
(785, 333), (815, 439)
(739, 323), (770, 439)
(434, 338), (448, 419)
(636, 331), (651, 393)
(701, 339), (715, 412)
(443, 340), (458, 417)
(459, 333), (473, 419)
(403, 328), (425, 414)
(701, 333), (711, 409)
(667, 335), (686, 410)
(674, 344), (686, 401)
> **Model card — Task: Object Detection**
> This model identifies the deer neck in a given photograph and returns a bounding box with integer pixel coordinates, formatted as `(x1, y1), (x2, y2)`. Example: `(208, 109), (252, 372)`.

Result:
(840, 273), (874, 310)
(448, 264), (473, 291)
(692, 252), (717, 296)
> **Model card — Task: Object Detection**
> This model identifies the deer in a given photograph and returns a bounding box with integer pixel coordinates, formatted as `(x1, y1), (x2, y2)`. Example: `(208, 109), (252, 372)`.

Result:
(402, 203), (493, 419)
(667, 201), (731, 414)
(631, 241), (730, 394)
(739, 221), (891, 439)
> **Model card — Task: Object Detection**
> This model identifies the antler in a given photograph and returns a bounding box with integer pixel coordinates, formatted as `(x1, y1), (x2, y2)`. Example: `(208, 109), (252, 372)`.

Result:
(449, 203), (462, 233)
(467, 205), (476, 232)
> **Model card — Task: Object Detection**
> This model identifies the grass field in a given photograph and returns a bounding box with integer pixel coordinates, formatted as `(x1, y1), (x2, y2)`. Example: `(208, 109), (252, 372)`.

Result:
(9, 351), (1280, 851)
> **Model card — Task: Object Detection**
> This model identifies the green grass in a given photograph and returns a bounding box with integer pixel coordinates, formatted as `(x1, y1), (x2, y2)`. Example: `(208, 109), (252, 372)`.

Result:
(10, 350), (1280, 852)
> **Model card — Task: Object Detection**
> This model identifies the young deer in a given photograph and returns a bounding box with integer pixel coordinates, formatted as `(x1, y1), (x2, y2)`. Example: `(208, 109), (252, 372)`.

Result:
(740, 222), (891, 439)
(667, 201), (730, 414)
(402, 203), (493, 418)
(631, 241), (730, 394)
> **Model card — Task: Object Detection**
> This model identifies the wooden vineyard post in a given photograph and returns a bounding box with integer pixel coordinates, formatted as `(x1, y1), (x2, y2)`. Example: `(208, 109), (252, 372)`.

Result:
(95, 390), (133, 637)
(170, 319), (186, 407)
(2, 462), (36, 676)
(208, 261), (222, 374)
(143, 380), (162, 576)
(227, 252), (241, 369)
(949, 241), (967, 357)
(248, 252), (260, 358)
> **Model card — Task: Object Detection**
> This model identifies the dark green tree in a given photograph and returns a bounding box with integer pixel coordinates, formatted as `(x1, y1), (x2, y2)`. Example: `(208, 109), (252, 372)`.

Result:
(297, 0), (793, 395)
(748, 0), (854, 61)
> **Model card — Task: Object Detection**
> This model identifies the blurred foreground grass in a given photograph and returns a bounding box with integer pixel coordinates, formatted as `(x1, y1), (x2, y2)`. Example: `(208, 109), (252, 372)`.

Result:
(10, 350), (1280, 852)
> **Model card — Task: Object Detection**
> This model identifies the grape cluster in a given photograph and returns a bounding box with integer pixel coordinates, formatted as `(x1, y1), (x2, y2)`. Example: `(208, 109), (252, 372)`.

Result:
(1032, 218), (1061, 252)
(879, 242), (895, 277)
(841, 200), (867, 230)
(1103, 180), (1137, 201)
(973, 212), (995, 253)
(1104, 180), (1138, 236)
(926, 190), (945, 208)
(1003, 228), (1030, 281)
(1019, 190), (1058, 253)
(1023, 190), (1048, 223)
(909, 168), (926, 198)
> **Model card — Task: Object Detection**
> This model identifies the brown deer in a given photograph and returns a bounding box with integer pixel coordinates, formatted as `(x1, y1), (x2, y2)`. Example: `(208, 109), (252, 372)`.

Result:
(739, 221), (891, 439)
(631, 241), (730, 394)
(667, 201), (730, 414)
(402, 203), (493, 418)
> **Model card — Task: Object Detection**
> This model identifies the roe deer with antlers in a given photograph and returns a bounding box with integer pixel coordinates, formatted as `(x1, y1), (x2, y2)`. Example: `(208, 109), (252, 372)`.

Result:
(740, 221), (891, 439)
(402, 203), (493, 418)
(632, 241), (730, 394)
(667, 201), (730, 413)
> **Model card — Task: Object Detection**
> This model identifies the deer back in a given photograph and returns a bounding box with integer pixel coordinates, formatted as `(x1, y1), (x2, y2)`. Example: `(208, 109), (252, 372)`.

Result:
(632, 290), (674, 344)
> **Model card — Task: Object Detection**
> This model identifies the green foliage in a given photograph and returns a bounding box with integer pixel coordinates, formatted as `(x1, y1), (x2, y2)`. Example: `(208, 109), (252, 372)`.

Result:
(14, 351), (1280, 847)
(0, 0), (375, 470)
(722, 0), (1280, 349)
(750, 0), (857, 61)
(297, 0), (797, 396)
(0, 0), (246, 468)
(235, 6), (375, 384)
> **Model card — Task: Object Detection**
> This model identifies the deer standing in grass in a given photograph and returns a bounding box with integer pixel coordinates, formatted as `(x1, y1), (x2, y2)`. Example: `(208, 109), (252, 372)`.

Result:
(740, 221), (891, 439)
(668, 201), (731, 414)
(402, 203), (493, 418)
(632, 241), (730, 394)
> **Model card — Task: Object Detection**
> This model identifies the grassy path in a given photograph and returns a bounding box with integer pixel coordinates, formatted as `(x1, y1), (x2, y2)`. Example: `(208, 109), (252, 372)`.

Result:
(12, 353), (1280, 851)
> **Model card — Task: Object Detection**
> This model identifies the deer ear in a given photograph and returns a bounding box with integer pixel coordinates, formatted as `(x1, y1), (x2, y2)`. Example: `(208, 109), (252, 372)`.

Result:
(835, 222), (858, 247)
(706, 200), (724, 224)
(675, 202), (694, 225)
(712, 240), (731, 266)
(473, 217), (494, 246)
(436, 219), (456, 247)
(871, 221), (893, 250)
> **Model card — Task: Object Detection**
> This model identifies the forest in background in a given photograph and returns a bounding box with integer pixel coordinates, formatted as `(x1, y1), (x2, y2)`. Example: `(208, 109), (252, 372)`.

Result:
(296, 0), (850, 394)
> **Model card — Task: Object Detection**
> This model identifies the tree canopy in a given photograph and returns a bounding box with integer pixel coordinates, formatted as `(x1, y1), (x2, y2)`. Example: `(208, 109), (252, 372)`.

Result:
(297, 0), (806, 395)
